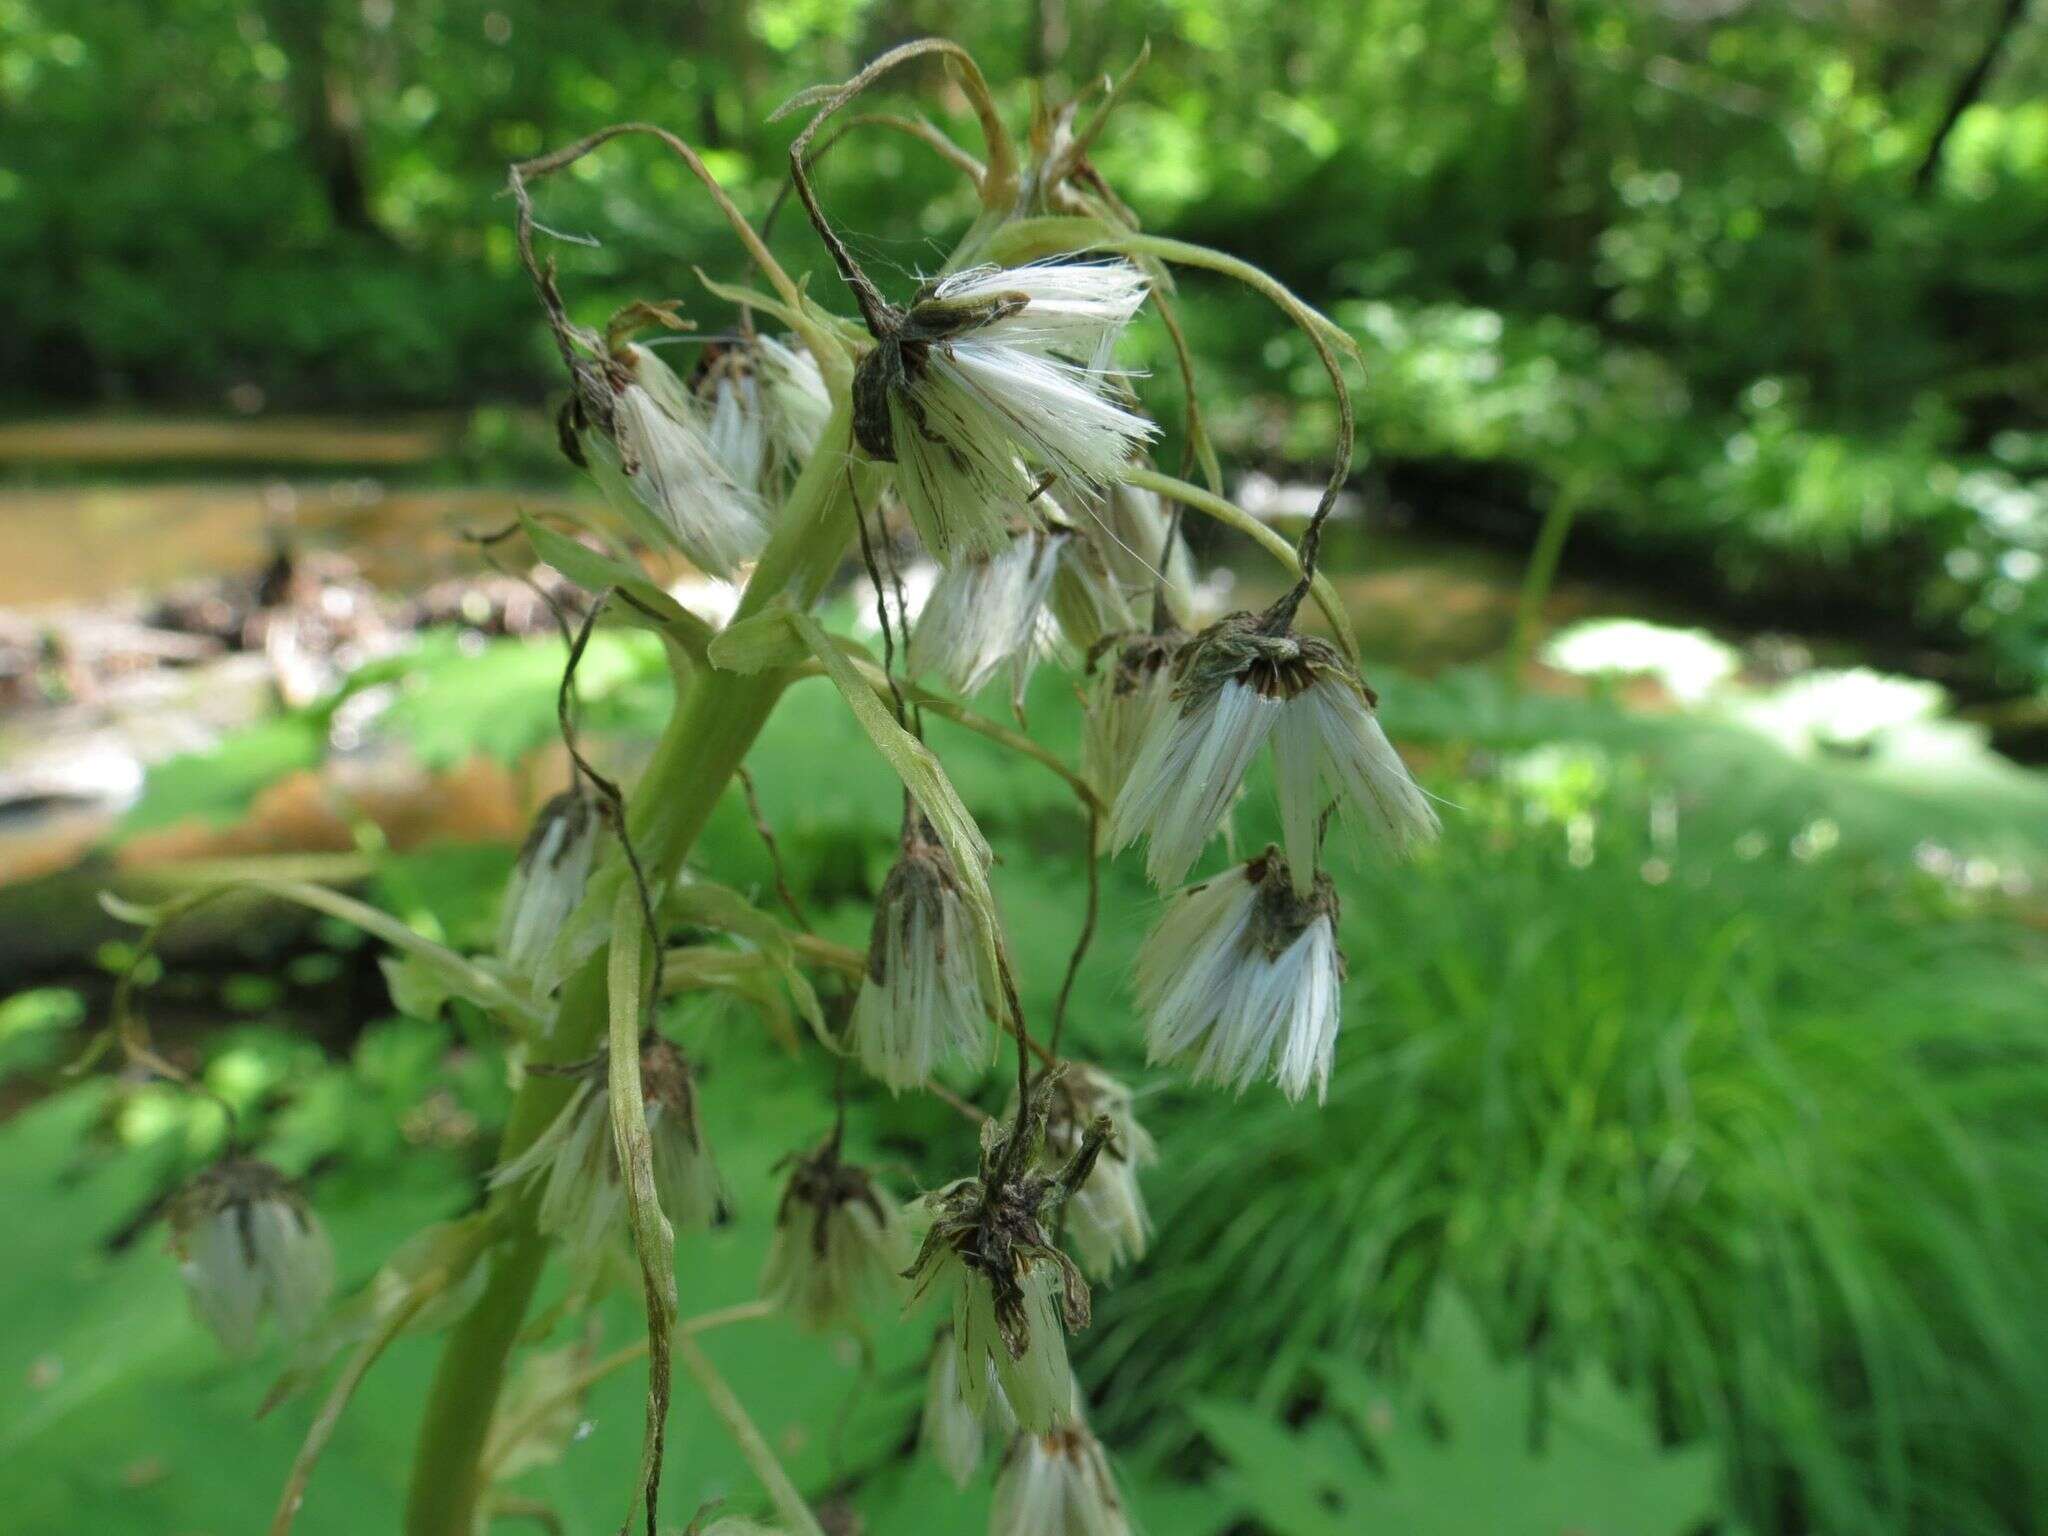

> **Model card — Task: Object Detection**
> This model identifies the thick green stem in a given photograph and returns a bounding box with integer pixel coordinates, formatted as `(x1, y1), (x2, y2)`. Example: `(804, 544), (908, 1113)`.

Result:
(404, 389), (857, 1536)
(404, 667), (787, 1536)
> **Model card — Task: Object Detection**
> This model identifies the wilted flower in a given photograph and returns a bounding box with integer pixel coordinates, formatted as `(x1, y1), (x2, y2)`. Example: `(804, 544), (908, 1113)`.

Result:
(1109, 610), (1435, 889)
(1082, 629), (1185, 803)
(491, 1037), (727, 1254)
(905, 1077), (1108, 1434)
(908, 527), (1065, 702)
(921, 1324), (1018, 1488)
(852, 262), (1156, 561)
(1093, 480), (1195, 620)
(169, 1159), (335, 1355)
(760, 1138), (907, 1331)
(992, 1423), (1130, 1536)
(1048, 530), (1139, 657)
(754, 334), (833, 473)
(848, 820), (995, 1091)
(1134, 847), (1345, 1102)
(695, 345), (769, 496)
(1040, 1066), (1155, 1278)
(693, 335), (833, 499)
(498, 788), (599, 986)
(598, 342), (768, 578)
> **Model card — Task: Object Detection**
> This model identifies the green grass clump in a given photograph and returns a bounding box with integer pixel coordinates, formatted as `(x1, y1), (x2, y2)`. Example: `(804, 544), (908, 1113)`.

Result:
(1082, 705), (2048, 1535)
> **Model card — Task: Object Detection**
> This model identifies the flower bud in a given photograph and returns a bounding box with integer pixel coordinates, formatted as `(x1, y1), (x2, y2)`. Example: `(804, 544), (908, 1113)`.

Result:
(849, 826), (995, 1091)
(991, 1422), (1130, 1536)
(498, 789), (599, 987)
(1135, 847), (1345, 1102)
(760, 1140), (908, 1332)
(169, 1159), (335, 1355)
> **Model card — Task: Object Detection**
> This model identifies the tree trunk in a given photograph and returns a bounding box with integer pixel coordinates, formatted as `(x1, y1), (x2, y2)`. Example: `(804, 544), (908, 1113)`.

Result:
(262, 0), (385, 239)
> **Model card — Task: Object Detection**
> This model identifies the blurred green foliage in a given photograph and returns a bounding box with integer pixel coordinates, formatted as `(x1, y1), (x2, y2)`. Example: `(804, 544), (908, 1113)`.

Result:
(1182, 1291), (1727, 1535)
(4, 1), (2046, 687)
(10, 618), (2046, 1532)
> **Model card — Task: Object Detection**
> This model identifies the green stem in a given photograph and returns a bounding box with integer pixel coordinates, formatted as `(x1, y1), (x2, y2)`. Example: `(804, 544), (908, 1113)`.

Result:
(404, 401), (858, 1536)
(404, 671), (785, 1536)
(1506, 474), (1587, 683)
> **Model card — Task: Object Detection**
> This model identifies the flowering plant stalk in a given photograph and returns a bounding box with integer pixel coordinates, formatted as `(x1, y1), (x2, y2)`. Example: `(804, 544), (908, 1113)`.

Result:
(96, 38), (1439, 1536)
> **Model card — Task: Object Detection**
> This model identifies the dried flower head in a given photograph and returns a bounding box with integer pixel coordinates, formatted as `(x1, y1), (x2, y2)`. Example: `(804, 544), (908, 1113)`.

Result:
(169, 1159), (335, 1355)
(992, 1422), (1130, 1536)
(852, 262), (1156, 562)
(908, 526), (1066, 700)
(491, 1037), (728, 1255)
(905, 1076), (1110, 1434)
(1109, 611), (1435, 889)
(920, 1322), (1018, 1488)
(596, 342), (769, 578)
(760, 1138), (908, 1332)
(849, 822), (995, 1092)
(498, 788), (599, 987)
(1134, 847), (1346, 1102)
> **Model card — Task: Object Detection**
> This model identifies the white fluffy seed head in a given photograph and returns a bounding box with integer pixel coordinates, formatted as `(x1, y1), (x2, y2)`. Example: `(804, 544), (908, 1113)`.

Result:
(849, 840), (995, 1091)
(755, 335), (833, 473)
(1273, 673), (1440, 886)
(883, 262), (1157, 564)
(935, 261), (1150, 366)
(169, 1160), (335, 1356)
(498, 789), (598, 988)
(992, 1422), (1131, 1536)
(908, 529), (1064, 699)
(1094, 480), (1195, 621)
(1135, 848), (1347, 1103)
(1109, 674), (1281, 889)
(701, 364), (767, 493)
(1049, 531), (1139, 657)
(600, 345), (769, 578)
(760, 1150), (907, 1333)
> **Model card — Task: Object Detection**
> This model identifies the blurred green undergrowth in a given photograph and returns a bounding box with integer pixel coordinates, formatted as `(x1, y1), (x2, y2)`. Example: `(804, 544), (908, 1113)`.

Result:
(6, 2), (2046, 690)
(4, 616), (2045, 1532)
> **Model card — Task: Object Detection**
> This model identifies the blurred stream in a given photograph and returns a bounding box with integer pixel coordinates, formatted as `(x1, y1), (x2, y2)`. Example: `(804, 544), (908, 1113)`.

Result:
(0, 413), (1988, 961)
